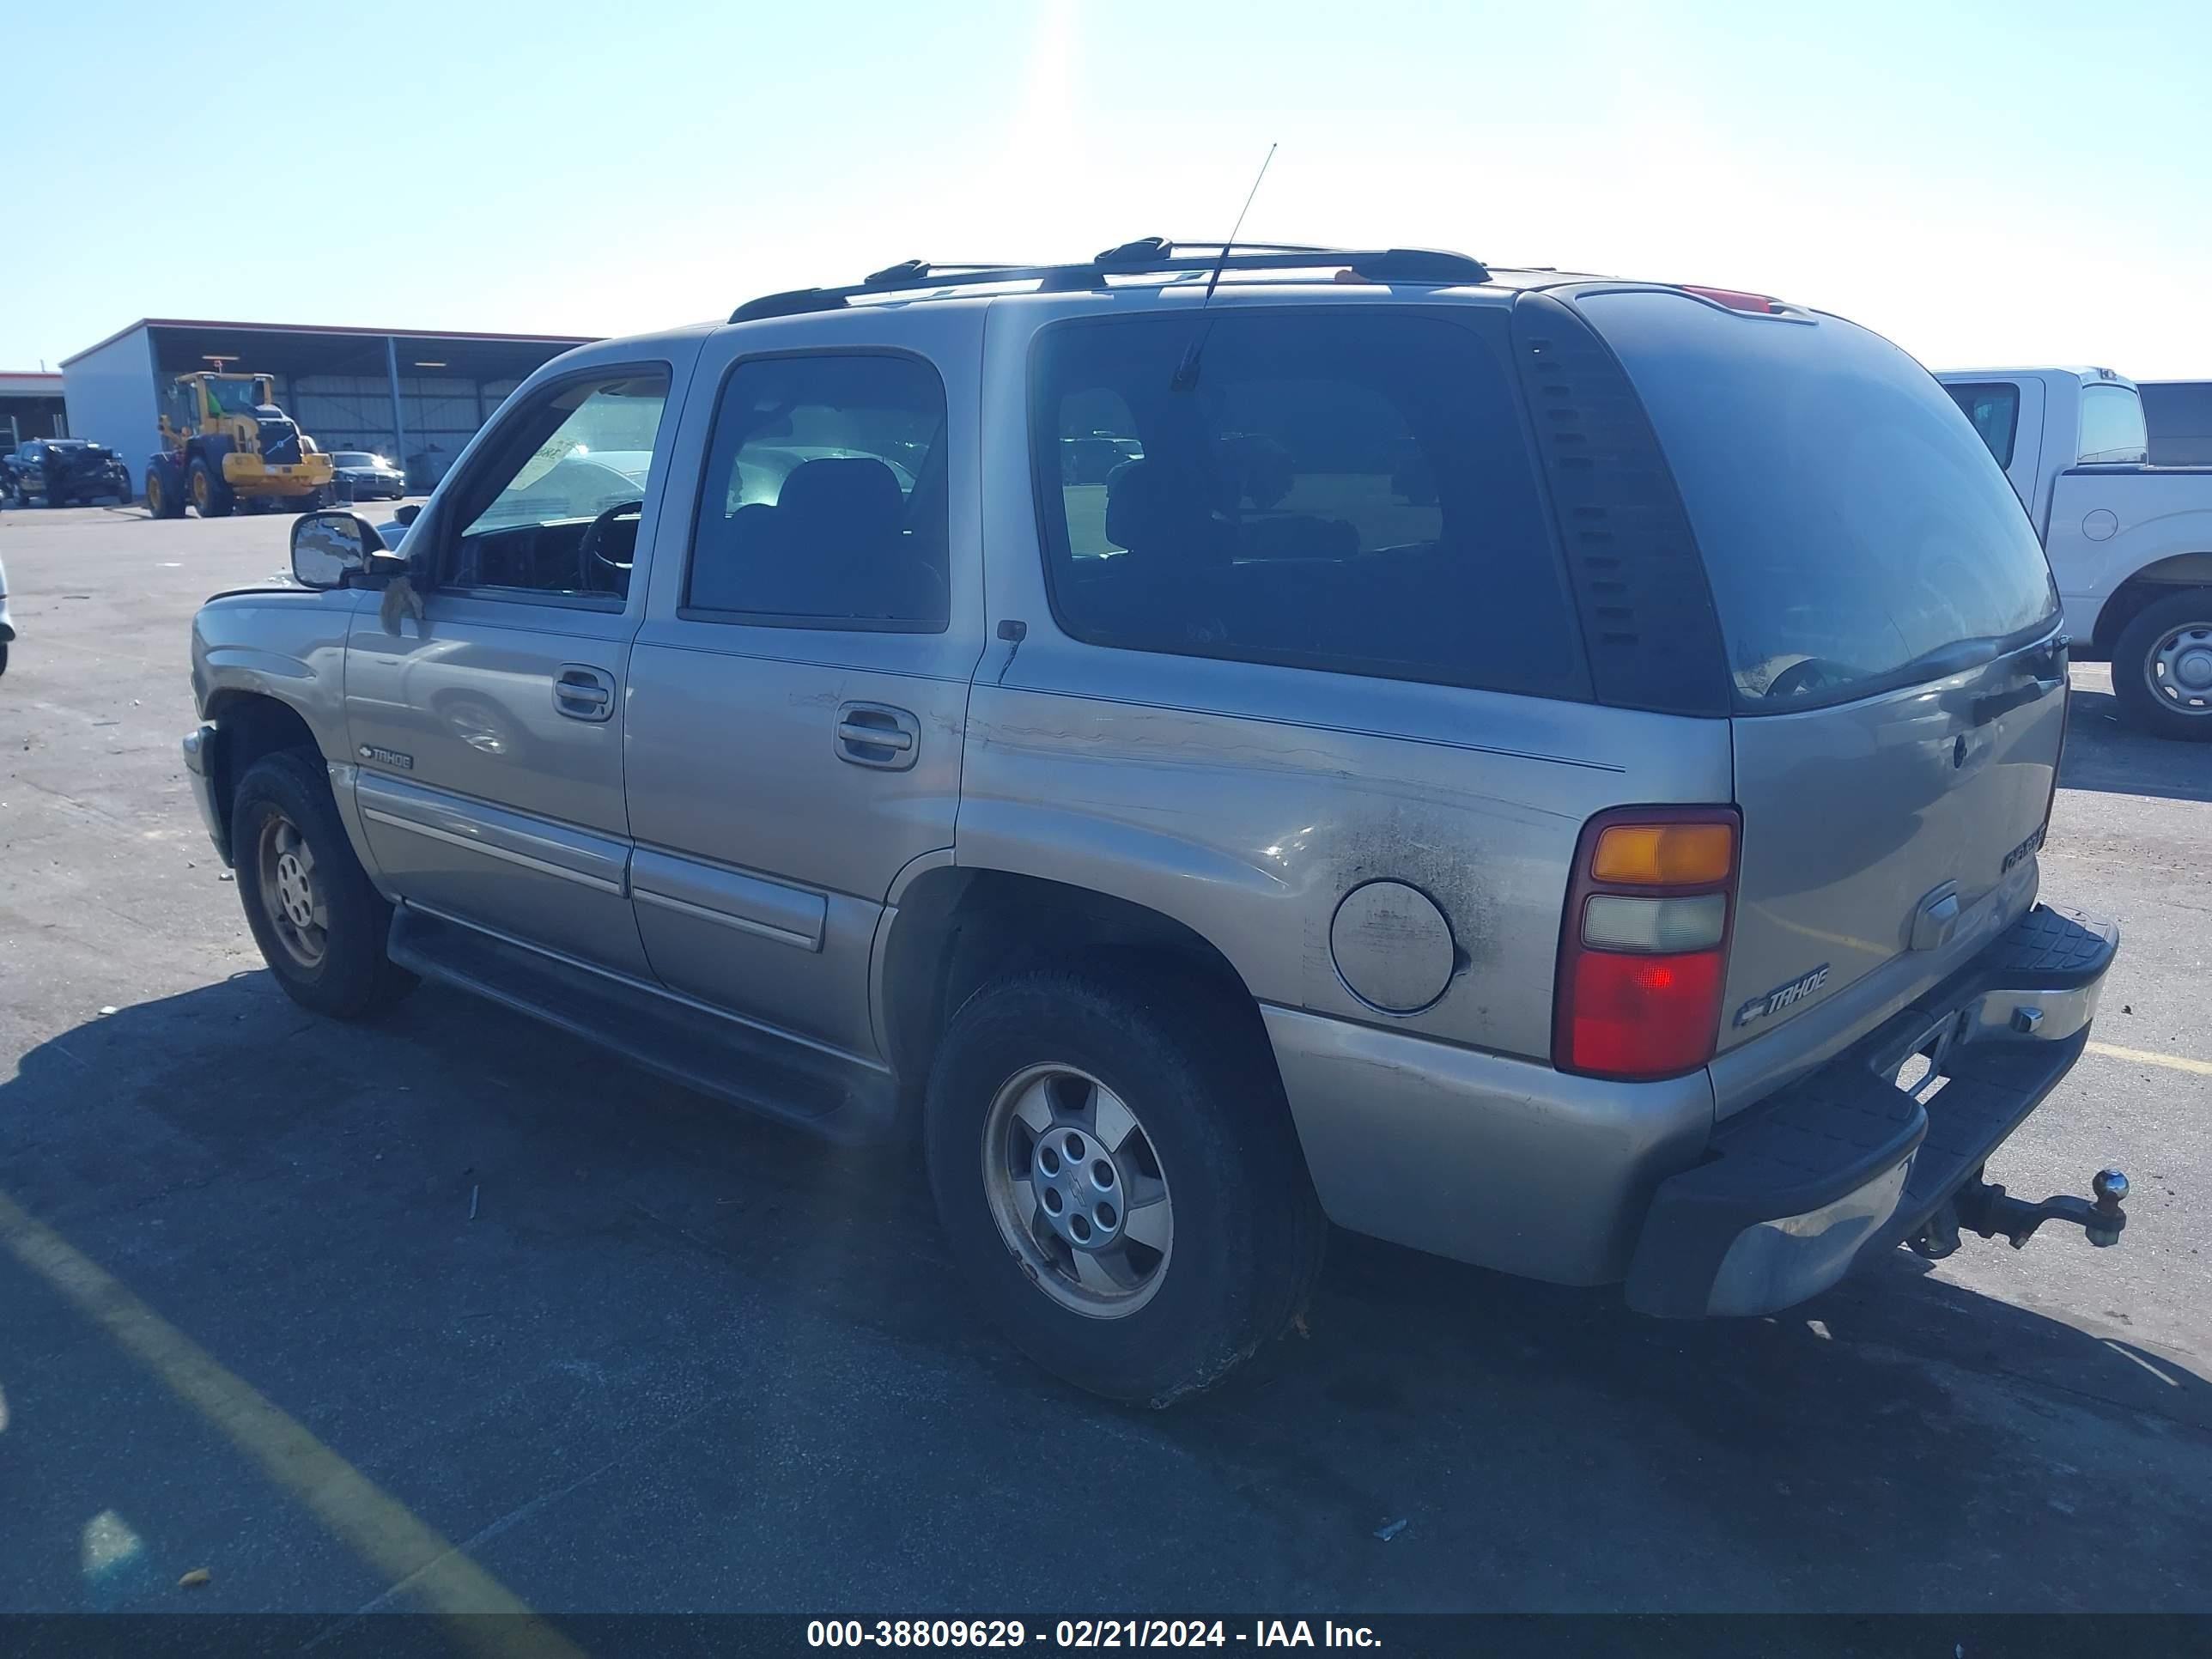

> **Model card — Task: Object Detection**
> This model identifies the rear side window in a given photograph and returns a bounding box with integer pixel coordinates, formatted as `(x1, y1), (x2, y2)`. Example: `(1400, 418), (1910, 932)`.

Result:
(2077, 382), (2148, 464)
(1944, 381), (2020, 467)
(685, 353), (950, 630)
(1030, 308), (1585, 699)
(1581, 291), (2057, 708)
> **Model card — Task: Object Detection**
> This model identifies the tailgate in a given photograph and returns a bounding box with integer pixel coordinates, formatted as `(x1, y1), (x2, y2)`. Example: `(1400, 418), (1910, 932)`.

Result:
(1576, 287), (2066, 1050)
(1725, 640), (2063, 1046)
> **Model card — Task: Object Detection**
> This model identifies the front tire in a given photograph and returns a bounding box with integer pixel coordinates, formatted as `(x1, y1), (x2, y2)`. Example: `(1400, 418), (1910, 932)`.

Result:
(189, 458), (234, 518)
(923, 963), (1323, 1407)
(232, 750), (416, 1018)
(2113, 588), (2212, 741)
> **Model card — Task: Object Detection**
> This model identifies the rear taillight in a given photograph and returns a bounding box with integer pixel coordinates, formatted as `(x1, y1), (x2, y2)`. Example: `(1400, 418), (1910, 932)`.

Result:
(1554, 806), (1741, 1080)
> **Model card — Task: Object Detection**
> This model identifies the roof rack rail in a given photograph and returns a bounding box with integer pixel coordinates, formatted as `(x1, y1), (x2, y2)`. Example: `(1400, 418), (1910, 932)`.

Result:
(726, 241), (1491, 324)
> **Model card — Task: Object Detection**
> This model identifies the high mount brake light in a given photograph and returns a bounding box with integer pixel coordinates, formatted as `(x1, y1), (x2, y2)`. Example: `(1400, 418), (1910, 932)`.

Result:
(1680, 284), (1779, 314)
(1554, 806), (1741, 1081)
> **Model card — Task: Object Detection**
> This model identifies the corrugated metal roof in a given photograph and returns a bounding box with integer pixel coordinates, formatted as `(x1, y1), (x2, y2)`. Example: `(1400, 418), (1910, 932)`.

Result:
(63, 318), (598, 368)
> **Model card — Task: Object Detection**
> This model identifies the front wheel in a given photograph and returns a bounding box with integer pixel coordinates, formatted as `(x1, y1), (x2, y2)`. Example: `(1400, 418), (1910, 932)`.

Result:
(189, 458), (233, 518)
(233, 750), (417, 1018)
(2113, 589), (2212, 741)
(923, 963), (1323, 1407)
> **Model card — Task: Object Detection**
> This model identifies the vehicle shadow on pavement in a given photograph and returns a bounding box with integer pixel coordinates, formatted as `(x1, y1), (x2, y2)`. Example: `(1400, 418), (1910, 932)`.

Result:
(5, 973), (2208, 1613)
(2062, 685), (2212, 802)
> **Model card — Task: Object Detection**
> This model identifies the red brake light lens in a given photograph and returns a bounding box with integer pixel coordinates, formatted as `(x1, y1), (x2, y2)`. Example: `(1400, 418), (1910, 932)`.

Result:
(1563, 950), (1726, 1077)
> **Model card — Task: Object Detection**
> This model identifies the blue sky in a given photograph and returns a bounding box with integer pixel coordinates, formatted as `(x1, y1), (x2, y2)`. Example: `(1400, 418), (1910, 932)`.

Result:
(9, 0), (2209, 377)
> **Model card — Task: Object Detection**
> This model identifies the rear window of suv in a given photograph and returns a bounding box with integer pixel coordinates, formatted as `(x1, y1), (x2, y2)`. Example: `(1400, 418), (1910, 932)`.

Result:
(1581, 290), (2057, 708)
(1030, 307), (1586, 700)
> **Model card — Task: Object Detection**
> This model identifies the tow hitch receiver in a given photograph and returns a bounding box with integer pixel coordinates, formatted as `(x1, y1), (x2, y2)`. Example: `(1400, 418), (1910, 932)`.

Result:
(1912, 1168), (2129, 1258)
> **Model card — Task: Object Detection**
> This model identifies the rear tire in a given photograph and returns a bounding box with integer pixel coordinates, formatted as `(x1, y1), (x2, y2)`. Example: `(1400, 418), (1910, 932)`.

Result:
(148, 465), (185, 518)
(2112, 588), (2212, 742)
(189, 458), (233, 518)
(923, 962), (1324, 1407)
(232, 749), (417, 1019)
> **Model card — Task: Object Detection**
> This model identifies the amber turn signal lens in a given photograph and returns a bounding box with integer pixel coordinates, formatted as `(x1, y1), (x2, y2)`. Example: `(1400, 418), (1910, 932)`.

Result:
(1590, 823), (1735, 886)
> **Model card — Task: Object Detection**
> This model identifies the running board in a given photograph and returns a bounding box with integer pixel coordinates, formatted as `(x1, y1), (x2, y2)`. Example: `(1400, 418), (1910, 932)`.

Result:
(386, 905), (898, 1145)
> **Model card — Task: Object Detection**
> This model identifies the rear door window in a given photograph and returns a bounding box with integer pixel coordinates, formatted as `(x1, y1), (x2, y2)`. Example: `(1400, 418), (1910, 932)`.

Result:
(1944, 381), (2020, 467)
(684, 352), (950, 630)
(1029, 307), (1584, 699)
(1580, 291), (2057, 708)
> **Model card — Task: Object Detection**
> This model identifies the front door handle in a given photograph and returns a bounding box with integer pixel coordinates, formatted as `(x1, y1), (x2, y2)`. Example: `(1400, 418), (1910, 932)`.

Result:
(835, 702), (921, 770)
(553, 664), (617, 723)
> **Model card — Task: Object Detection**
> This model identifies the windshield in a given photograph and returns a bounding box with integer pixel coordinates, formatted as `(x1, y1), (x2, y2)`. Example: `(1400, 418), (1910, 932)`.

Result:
(204, 376), (272, 415)
(332, 452), (386, 468)
(1583, 290), (2057, 708)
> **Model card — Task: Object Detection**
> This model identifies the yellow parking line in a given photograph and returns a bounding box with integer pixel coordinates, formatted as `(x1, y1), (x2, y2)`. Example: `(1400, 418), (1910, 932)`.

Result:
(0, 1189), (583, 1659)
(2085, 1040), (2212, 1078)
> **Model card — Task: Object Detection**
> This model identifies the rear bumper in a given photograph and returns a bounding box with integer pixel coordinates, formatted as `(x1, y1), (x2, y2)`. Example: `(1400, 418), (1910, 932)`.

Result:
(1626, 904), (2118, 1317)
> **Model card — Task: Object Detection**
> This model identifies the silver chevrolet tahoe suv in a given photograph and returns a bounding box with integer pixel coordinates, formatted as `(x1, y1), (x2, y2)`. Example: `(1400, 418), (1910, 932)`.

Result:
(185, 241), (2128, 1406)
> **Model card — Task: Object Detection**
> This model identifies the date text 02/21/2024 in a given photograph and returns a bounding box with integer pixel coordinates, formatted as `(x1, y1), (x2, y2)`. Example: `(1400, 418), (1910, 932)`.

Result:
(805, 1620), (1382, 1648)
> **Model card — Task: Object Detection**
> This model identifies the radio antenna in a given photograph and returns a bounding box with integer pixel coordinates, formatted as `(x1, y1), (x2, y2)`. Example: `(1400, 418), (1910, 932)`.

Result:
(1171, 143), (1277, 392)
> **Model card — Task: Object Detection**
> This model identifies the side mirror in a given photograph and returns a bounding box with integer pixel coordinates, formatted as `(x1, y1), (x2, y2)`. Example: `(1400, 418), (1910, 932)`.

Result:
(392, 502), (422, 527)
(290, 510), (386, 589)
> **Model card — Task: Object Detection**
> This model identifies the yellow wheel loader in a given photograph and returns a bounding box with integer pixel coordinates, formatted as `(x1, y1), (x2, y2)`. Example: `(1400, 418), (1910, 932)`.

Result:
(143, 372), (335, 520)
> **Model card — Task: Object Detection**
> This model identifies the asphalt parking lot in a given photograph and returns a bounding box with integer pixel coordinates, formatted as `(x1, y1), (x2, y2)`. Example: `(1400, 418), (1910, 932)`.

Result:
(2, 501), (2209, 1626)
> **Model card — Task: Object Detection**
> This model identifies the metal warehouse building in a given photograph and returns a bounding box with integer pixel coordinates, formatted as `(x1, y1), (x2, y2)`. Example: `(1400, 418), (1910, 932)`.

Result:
(61, 319), (596, 491)
(2, 369), (68, 448)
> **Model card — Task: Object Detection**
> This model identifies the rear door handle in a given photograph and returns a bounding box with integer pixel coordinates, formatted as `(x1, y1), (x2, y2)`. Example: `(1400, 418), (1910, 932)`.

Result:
(553, 664), (617, 722)
(835, 702), (920, 770)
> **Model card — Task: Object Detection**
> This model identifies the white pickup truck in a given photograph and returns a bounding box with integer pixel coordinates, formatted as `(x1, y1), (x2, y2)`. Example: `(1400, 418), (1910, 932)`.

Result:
(1937, 368), (2212, 739)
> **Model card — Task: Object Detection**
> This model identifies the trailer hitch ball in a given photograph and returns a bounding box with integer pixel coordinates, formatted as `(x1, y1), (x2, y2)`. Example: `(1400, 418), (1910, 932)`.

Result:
(2087, 1169), (2129, 1248)
(1948, 1165), (2130, 1251)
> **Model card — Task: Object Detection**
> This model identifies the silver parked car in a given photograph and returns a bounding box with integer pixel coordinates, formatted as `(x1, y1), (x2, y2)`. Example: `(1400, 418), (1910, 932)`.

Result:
(184, 242), (2128, 1405)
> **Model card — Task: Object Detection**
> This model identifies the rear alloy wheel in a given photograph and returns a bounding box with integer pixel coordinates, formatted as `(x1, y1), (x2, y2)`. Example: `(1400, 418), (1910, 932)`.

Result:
(2113, 589), (2212, 742)
(925, 963), (1323, 1407)
(233, 750), (416, 1018)
(981, 1063), (1176, 1318)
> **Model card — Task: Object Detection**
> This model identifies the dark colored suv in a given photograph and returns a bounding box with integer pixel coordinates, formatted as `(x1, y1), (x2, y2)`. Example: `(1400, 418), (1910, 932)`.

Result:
(4, 438), (133, 506)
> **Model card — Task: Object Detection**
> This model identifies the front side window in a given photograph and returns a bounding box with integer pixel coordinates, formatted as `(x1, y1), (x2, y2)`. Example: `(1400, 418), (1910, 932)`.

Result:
(684, 353), (949, 629)
(439, 370), (669, 601)
(1944, 381), (2020, 468)
(1029, 308), (1582, 697)
(2077, 382), (2148, 465)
